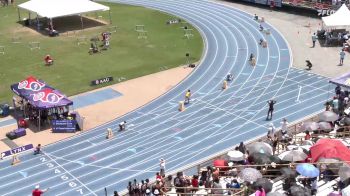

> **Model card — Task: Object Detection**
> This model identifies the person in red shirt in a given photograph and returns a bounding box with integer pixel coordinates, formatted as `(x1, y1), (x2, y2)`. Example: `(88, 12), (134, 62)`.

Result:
(32, 185), (49, 196)
(44, 55), (53, 65)
(191, 175), (199, 193)
(305, 130), (311, 140)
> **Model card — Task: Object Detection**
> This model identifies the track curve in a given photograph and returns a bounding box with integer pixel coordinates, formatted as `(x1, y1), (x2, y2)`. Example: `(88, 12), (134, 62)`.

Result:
(0, 0), (332, 195)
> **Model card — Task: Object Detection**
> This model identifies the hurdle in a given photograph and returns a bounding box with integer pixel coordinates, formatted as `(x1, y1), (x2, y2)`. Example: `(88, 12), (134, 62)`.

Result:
(184, 29), (194, 39)
(135, 25), (145, 32)
(11, 154), (20, 165)
(0, 46), (4, 54)
(29, 42), (40, 50)
(76, 36), (88, 45)
(11, 36), (21, 43)
(108, 25), (118, 33)
(137, 30), (148, 39)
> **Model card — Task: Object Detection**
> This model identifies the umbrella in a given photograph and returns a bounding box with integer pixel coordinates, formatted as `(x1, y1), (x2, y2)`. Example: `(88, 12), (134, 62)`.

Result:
(296, 163), (320, 178)
(290, 185), (311, 196)
(246, 142), (273, 155)
(278, 150), (308, 162)
(238, 168), (262, 182)
(310, 138), (350, 162)
(339, 166), (350, 182)
(253, 178), (273, 193)
(299, 122), (319, 132)
(227, 150), (245, 161)
(280, 167), (296, 177)
(342, 184), (350, 196)
(319, 111), (338, 122)
(318, 157), (342, 173)
(213, 159), (228, 169)
(248, 152), (273, 164)
(318, 122), (333, 131)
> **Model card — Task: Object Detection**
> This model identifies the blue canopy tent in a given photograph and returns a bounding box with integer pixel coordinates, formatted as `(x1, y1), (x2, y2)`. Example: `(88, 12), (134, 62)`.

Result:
(11, 76), (73, 130)
(329, 72), (350, 88)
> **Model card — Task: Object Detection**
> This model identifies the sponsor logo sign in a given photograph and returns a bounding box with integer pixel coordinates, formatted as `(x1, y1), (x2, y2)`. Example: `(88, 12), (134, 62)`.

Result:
(91, 76), (113, 86)
(1, 144), (34, 158)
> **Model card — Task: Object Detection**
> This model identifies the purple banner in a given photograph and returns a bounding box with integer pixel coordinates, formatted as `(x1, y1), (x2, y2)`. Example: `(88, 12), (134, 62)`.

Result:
(1, 144), (34, 158)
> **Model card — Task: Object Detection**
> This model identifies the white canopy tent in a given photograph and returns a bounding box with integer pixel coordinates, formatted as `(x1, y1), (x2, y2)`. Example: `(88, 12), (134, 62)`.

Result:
(322, 4), (350, 28)
(17, 0), (111, 30)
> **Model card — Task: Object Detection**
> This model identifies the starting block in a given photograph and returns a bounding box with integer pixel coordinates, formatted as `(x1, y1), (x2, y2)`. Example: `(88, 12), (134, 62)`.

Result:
(222, 80), (228, 90)
(250, 57), (256, 66)
(106, 128), (113, 139)
(259, 17), (265, 23)
(179, 101), (185, 112)
(11, 154), (20, 165)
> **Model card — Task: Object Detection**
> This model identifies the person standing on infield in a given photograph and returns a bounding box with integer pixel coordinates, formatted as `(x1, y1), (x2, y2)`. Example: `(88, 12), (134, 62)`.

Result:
(266, 99), (276, 120)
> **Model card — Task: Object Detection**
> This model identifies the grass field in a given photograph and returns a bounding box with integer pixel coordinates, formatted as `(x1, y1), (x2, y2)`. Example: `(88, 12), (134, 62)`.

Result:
(0, 1), (203, 103)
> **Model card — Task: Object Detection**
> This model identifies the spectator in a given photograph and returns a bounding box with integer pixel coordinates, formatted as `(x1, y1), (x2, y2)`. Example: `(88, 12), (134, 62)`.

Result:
(140, 180), (146, 195)
(156, 172), (162, 180)
(255, 185), (266, 196)
(113, 191), (119, 196)
(305, 130), (311, 140)
(159, 158), (165, 176)
(280, 118), (288, 134)
(163, 175), (172, 193)
(332, 96), (339, 114)
(227, 179), (240, 189)
(238, 142), (246, 154)
(132, 179), (140, 196)
(191, 175), (199, 193)
(206, 166), (213, 188)
(311, 177), (318, 195)
(174, 172), (185, 195)
(34, 144), (42, 155)
(212, 178), (223, 195)
(272, 134), (278, 155)
(335, 85), (341, 96)
(127, 181), (134, 195)
(32, 185), (49, 196)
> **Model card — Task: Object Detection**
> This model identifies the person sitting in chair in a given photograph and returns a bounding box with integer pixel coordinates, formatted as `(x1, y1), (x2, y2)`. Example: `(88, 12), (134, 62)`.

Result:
(44, 55), (53, 65)
(89, 42), (99, 54)
(119, 121), (127, 131)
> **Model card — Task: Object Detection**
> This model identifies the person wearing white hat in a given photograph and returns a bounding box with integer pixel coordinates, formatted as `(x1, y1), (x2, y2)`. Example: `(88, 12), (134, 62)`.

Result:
(32, 185), (49, 196)
(159, 158), (165, 176)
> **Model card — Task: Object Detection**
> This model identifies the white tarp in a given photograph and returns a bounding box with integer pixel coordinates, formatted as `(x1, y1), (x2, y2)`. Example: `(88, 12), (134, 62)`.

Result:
(18, 0), (110, 19)
(322, 4), (350, 28)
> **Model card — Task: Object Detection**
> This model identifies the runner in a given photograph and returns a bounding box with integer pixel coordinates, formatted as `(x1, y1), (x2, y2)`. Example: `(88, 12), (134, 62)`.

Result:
(119, 121), (127, 131)
(33, 144), (41, 155)
(185, 90), (191, 104)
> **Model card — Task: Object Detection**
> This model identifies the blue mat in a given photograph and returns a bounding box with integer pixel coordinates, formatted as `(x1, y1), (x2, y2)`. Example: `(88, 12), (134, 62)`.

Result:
(72, 88), (123, 109)
(0, 118), (16, 127)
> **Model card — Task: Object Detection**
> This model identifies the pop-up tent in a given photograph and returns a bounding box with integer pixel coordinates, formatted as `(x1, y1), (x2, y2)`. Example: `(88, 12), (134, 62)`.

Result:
(17, 0), (111, 29)
(11, 76), (73, 109)
(329, 72), (350, 88)
(11, 76), (73, 130)
(322, 4), (350, 28)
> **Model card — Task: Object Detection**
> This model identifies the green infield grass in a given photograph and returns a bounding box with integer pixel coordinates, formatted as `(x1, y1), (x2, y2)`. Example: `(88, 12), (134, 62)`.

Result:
(0, 1), (203, 103)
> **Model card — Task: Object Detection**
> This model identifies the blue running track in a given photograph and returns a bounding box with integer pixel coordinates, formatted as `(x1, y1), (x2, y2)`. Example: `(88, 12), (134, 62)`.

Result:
(0, 0), (334, 195)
